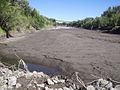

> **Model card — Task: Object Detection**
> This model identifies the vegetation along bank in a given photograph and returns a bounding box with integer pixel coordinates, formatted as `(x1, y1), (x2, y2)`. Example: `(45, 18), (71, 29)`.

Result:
(66, 6), (120, 34)
(0, 0), (56, 38)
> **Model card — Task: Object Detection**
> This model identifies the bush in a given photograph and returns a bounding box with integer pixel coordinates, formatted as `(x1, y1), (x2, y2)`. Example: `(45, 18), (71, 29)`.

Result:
(67, 6), (120, 34)
(0, 0), (56, 38)
(110, 26), (120, 34)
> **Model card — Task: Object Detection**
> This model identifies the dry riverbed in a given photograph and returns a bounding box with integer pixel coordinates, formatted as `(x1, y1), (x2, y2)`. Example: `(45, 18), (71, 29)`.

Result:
(0, 27), (120, 84)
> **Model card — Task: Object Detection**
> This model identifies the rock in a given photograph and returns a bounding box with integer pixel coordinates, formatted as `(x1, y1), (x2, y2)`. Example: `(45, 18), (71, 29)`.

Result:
(0, 63), (5, 67)
(8, 76), (17, 88)
(52, 77), (59, 84)
(32, 71), (48, 78)
(45, 86), (49, 90)
(0, 85), (7, 90)
(25, 72), (33, 79)
(59, 79), (65, 83)
(71, 83), (76, 89)
(110, 87), (117, 90)
(0, 86), (4, 90)
(2, 62), (120, 90)
(52, 79), (58, 84)
(14, 70), (25, 78)
(3, 80), (7, 85)
(106, 82), (113, 89)
(87, 85), (95, 90)
(47, 78), (54, 85)
(63, 87), (71, 90)
(37, 84), (45, 88)
(97, 78), (112, 89)
(27, 83), (32, 88)
(33, 71), (38, 77)
(69, 86), (74, 90)
(57, 88), (63, 90)
(0, 68), (12, 75)
(76, 85), (80, 90)
(115, 85), (120, 90)
(16, 83), (22, 88)
(38, 88), (41, 90)
(38, 72), (47, 77)
(66, 79), (73, 83)
(52, 76), (65, 84)
(0, 76), (4, 85)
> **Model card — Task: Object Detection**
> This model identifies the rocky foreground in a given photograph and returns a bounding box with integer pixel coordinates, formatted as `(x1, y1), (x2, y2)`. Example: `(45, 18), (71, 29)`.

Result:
(0, 60), (120, 90)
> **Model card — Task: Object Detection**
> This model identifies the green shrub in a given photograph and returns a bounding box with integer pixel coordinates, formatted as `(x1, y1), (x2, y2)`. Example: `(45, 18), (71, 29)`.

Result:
(0, 0), (56, 38)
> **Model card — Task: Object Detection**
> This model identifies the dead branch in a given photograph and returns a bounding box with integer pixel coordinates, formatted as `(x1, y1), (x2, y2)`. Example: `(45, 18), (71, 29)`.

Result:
(75, 72), (87, 89)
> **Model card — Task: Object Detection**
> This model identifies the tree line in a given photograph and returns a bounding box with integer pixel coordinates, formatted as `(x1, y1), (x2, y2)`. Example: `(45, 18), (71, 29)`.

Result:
(0, 0), (56, 38)
(67, 6), (120, 34)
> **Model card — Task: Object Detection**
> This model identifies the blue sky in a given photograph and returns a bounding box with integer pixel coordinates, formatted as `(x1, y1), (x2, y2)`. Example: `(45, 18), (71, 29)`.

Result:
(28, 0), (120, 21)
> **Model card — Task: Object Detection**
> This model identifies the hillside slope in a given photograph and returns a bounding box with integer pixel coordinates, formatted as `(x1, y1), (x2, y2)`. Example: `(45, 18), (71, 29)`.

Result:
(0, 0), (55, 38)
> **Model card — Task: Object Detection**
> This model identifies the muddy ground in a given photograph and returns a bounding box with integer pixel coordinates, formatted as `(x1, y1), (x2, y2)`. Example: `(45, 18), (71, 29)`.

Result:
(0, 27), (120, 82)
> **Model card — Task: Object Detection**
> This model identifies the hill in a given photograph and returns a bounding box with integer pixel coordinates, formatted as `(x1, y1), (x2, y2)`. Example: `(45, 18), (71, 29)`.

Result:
(0, 0), (56, 38)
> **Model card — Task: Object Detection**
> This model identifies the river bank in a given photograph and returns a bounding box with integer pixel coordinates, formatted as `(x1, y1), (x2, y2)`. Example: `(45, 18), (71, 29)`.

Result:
(0, 60), (120, 90)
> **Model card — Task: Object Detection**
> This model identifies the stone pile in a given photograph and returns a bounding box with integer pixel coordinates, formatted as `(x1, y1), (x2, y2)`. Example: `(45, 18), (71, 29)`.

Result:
(0, 66), (79, 90)
(0, 62), (120, 90)
(86, 78), (120, 90)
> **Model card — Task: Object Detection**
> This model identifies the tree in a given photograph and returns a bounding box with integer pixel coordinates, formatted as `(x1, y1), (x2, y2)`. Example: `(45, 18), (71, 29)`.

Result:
(68, 5), (120, 34)
(0, 0), (63, 38)
(30, 9), (46, 29)
(111, 14), (120, 26)
(0, 0), (13, 38)
(92, 17), (100, 30)
(81, 18), (94, 29)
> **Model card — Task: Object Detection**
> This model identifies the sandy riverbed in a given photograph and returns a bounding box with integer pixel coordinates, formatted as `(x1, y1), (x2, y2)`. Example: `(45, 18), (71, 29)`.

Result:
(0, 27), (120, 82)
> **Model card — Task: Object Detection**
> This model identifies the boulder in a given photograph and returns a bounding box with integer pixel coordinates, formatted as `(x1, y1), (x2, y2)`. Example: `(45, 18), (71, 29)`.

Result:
(87, 85), (95, 90)
(97, 78), (112, 89)
(115, 85), (120, 90)
(8, 76), (17, 88)
(47, 78), (54, 85)
(16, 83), (22, 88)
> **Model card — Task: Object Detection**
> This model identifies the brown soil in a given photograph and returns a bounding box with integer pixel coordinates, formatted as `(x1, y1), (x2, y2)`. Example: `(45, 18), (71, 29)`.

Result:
(0, 27), (120, 82)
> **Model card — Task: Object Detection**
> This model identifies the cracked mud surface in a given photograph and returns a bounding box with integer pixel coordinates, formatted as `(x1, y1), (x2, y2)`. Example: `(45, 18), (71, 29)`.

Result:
(0, 28), (120, 82)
